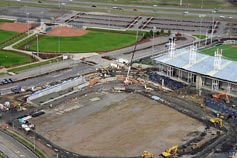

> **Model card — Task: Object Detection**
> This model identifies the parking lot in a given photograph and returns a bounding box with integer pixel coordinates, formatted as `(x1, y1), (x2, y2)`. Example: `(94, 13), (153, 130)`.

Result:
(65, 12), (141, 29)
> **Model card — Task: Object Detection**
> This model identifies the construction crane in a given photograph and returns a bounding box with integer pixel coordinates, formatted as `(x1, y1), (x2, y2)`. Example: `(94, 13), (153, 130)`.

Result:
(141, 151), (153, 158)
(210, 117), (223, 128)
(212, 93), (230, 104)
(124, 25), (140, 85)
(162, 145), (178, 158)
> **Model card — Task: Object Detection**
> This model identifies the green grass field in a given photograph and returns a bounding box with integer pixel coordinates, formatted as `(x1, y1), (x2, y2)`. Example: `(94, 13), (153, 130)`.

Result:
(0, 19), (14, 24)
(29, 31), (137, 53)
(0, 30), (18, 43)
(201, 44), (237, 61)
(0, 51), (32, 67)
(193, 34), (207, 39)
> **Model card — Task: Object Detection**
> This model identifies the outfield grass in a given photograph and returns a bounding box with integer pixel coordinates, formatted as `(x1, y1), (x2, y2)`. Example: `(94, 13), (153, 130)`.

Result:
(201, 44), (237, 61)
(29, 31), (137, 53)
(0, 30), (18, 43)
(0, 51), (32, 67)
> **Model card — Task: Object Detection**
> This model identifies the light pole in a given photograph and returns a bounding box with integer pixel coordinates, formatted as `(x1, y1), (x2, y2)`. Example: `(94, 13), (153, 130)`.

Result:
(180, 0), (182, 6)
(152, 26), (156, 57)
(59, 0), (61, 9)
(36, 34), (39, 55)
(16, 0), (21, 7)
(26, 12), (30, 36)
(58, 28), (61, 53)
(210, 10), (216, 44)
(61, 3), (65, 11)
(40, 11), (44, 24)
(199, 14), (206, 47)
(108, 9), (111, 29)
(201, 0), (204, 9)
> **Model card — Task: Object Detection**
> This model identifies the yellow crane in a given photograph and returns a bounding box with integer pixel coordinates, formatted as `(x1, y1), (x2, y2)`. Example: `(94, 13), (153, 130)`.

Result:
(162, 145), (178, 158)
(141, 151), (153, 158)
(210, 117), (223, 128)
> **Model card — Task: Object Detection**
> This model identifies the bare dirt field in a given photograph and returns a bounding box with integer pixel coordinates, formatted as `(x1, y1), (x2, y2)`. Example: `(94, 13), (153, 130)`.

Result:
(0, 22), (32, 32)
(31, 92), (205, 157)
(47, 26), (89, 37)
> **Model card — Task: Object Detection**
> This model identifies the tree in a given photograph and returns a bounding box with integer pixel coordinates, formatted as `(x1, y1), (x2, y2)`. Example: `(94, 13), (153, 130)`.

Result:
(160, 29), (164, 35)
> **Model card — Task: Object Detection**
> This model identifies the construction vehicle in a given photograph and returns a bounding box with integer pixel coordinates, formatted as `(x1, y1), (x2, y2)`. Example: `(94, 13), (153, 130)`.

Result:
(162, 145), (178, 158)
(124, 26), (139, 85)
(210, 117), (223, 128)
(212, 93), (230, 104)
(144, 84), (153, 93)
(141, 151), (153, 158)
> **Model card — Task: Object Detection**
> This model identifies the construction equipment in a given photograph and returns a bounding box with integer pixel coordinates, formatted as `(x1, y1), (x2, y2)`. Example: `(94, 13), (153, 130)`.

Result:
(141, 151), (153, 158)
(212, 93), (230, 104)
(162, 145), (178, 158)
(124, 25), (140, 85)
(210, 117), (223, 128)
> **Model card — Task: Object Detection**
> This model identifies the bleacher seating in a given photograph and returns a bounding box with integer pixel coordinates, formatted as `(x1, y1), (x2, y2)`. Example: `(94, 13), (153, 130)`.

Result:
(149, 72), (186, 90)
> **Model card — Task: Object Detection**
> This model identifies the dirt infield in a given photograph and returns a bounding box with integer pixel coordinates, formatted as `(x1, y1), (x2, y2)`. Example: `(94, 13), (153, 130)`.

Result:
(47, 26), (89, 37)
(0, 22), (32, 32)
(231, 45), (237, 48)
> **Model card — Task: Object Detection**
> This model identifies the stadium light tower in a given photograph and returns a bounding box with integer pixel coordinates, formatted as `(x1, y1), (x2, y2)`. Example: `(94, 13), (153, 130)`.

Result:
(198, 14), (206, 47)
(210, 10), (216, 44)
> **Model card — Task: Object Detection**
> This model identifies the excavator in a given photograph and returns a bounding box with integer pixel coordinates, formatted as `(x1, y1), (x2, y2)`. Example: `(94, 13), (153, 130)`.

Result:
(141, 151), (153, 158)
(210, 117), (223, 128)
(162, 145), (178, 158)
(212, 93), (230, 104)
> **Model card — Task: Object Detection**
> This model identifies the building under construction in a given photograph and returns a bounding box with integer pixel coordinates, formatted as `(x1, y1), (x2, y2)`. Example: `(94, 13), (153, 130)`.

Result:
(153, 42), (237, 96)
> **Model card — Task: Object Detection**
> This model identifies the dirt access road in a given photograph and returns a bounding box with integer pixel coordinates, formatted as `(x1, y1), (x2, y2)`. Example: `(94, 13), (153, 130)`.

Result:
(31, 92), (205, 157)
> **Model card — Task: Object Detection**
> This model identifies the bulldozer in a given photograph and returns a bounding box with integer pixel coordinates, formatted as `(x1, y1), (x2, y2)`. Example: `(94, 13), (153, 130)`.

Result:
(212, 93), (230, 104)
(162, 145), (178, 158)
(141, 151), (153, 158)
(210, 117), (223, 128)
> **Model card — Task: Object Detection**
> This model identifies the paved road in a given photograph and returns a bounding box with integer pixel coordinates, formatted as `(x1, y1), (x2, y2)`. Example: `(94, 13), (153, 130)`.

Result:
(0, 62), (96, 95)
(4, 0), (237, 20)
(0, 130), (38, 158)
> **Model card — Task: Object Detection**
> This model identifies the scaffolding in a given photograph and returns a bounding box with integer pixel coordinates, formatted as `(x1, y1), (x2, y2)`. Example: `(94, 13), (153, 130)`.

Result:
(214, 48), (222, 70)
(168, 40), (176, 58)
(189, 44), (197, 64)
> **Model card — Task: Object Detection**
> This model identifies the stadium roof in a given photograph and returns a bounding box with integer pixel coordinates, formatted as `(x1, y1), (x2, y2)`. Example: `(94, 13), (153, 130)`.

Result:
(154, 47), (237, 82)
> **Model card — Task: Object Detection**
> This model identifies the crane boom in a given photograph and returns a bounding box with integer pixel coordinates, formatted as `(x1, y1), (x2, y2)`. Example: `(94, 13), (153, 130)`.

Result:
(124, 27), (140, 84)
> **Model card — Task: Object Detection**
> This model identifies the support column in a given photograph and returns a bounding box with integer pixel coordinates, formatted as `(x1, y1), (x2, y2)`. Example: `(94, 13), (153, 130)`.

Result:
(196, 75), (203, 90)
(212, 79), (219, 91)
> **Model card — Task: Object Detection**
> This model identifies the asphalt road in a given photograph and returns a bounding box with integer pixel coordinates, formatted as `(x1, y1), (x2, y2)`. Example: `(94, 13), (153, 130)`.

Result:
(0, 130), (38, 158)
(0, 62), (96, 95)
(6, 0), (237, 19)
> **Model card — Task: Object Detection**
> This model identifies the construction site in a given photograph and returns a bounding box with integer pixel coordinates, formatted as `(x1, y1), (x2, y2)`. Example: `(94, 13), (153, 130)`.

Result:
(0, 36), (235, 158)
(6, 57), (234, 158)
